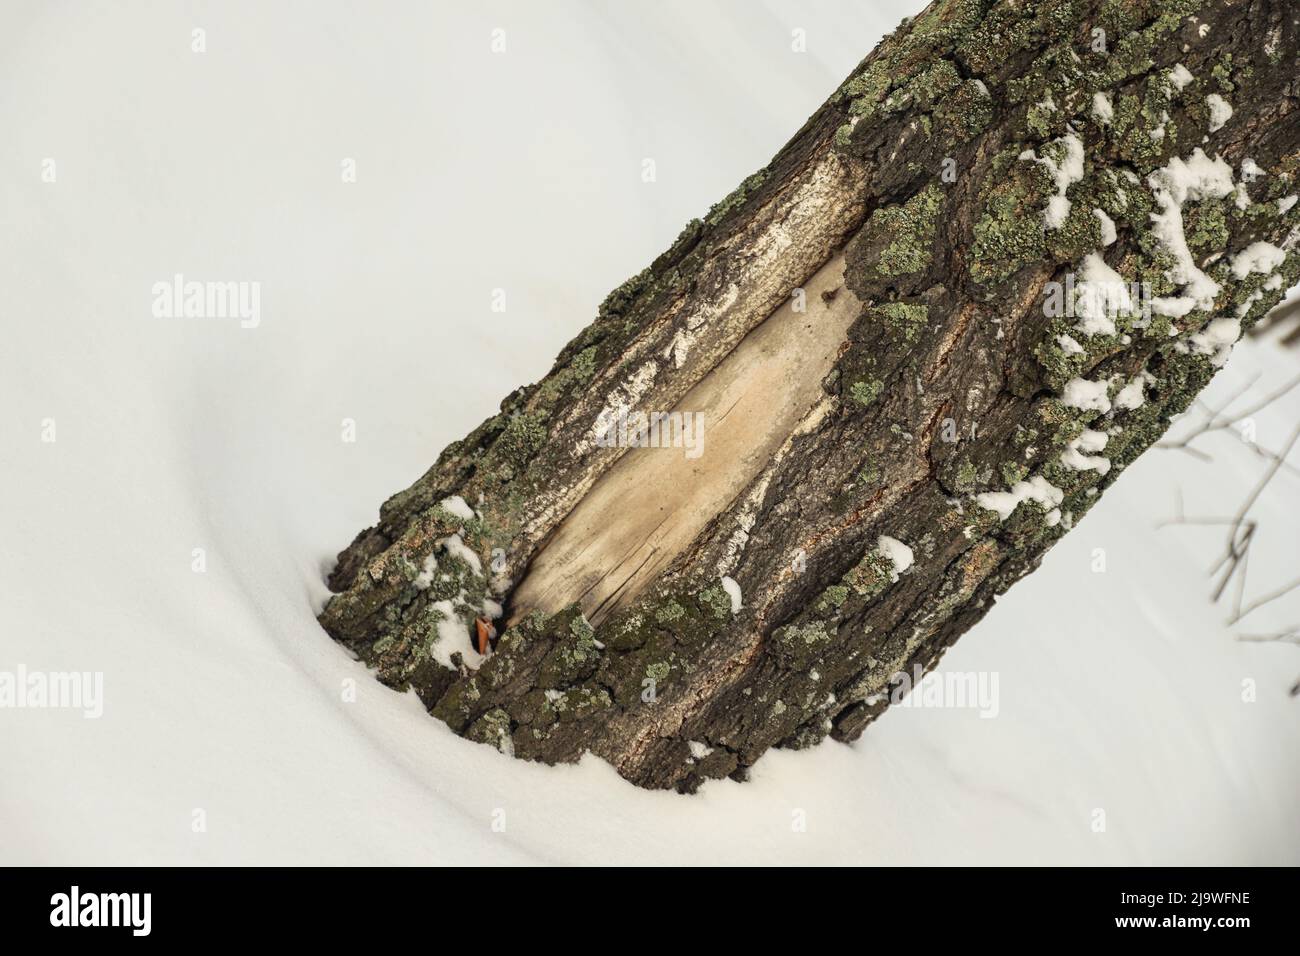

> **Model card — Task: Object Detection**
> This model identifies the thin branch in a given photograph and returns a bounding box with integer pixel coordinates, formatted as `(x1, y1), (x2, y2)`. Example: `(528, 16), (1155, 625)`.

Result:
(1158, 371), (1300, 453)
(1218, 419), (1300, 573)
(1236, 630), (1300, 645)
(1230, 575), (1300, 625)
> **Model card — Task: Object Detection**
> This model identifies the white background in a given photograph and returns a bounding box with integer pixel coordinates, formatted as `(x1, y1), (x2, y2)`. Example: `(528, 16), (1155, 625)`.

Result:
(2, 0), (1297, 864)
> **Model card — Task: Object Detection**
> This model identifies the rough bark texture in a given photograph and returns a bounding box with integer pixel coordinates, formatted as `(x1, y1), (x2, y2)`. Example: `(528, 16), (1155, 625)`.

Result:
(320, 0), (1300, 791)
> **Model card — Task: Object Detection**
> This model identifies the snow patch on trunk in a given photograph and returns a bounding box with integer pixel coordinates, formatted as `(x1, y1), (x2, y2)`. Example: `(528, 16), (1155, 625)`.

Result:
(438, 533), (483, 576)
(1093, 208), (1117, 246)
(439, 495), (476, 520)
(876, 536), (914, 582)
(1062, 376), (1113, 413)
(1073, 252), (1133, 336)
(1020, 134), (1085, 230)
(1205, 94), (1233, 132)
(1146, 148), (1236, 311)
(429, 599), (484, 670)
(1230, 241), (1285, 280)
(1189, 317), (1241, 366)
(975, 476), (1065, 525)
(1114, 373), (1151, 411)
(1060, 429), (1111, 474)
(1091, 92), (1113, 125)
(720, 576), (743, 614)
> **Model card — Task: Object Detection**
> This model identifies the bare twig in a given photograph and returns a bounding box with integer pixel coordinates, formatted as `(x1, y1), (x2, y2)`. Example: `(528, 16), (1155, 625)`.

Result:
(1217, 419), (1300, 579)
(1158, 376), (1300, 695)
(1159, 371), (1300, 450)
(1230, 575), (1300, 625)
(1237, 630), (1300, 646)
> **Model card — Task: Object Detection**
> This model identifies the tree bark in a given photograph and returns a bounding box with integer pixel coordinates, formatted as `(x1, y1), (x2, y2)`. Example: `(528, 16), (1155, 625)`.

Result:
(319, 0), (1300, 791)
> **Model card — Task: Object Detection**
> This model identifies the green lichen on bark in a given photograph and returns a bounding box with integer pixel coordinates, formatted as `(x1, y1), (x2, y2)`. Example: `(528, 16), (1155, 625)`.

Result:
(970, 148), (1051, 285)
(853, 183), (945, 281)
(850, 377), (885, 407)
(870, 301), (930, 344)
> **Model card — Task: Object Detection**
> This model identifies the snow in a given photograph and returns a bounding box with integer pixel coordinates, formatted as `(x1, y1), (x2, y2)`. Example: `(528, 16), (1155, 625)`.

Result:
(1168, 63), (1194, 91)
(438, 533), (483, 576)
(1151, 295), (1198, 318)
(2, 0), (1297, 867)
(1240, 158), (1264, 182)
(1230, 241), (1286, 280)
(1020, 134), (1085, 230)
(1060, 429), (1111, 475)
(720, 576), (743, 614)
(1093, 208), (1117, 246)
(1090, 92), (1113, 125)
(1188, 317), (1242, 366)
(1062, 376), (1113, 413)
(439, 495), (476, 521)
(1146, 149), (1237, 311)
(1073, 252), (1132, 336)
(1236, 290), (1264, 318)
(413, 554), (439, 590)
(429, 600), (485, 670)
(1056, 334), (1084, 355)
(1114, 374), (1150, 411)
(876, 536), (914, 582)
(1279, 195), (1298, 216)
(1148, 111), (1169, 142)
(1205, 93), (1233, 132)
(975, 476), (1064, 524)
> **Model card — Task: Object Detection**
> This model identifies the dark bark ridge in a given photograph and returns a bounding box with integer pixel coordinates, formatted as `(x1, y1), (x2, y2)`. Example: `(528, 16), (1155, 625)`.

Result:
(320, 0), (1300, 791)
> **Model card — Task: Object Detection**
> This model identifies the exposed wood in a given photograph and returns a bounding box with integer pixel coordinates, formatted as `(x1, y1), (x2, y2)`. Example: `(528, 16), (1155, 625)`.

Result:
(511, 253), (862, 628)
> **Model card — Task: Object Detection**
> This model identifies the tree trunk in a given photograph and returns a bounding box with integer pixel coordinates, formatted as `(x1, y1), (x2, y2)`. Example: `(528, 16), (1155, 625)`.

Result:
(319, 0), (1300, 791)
